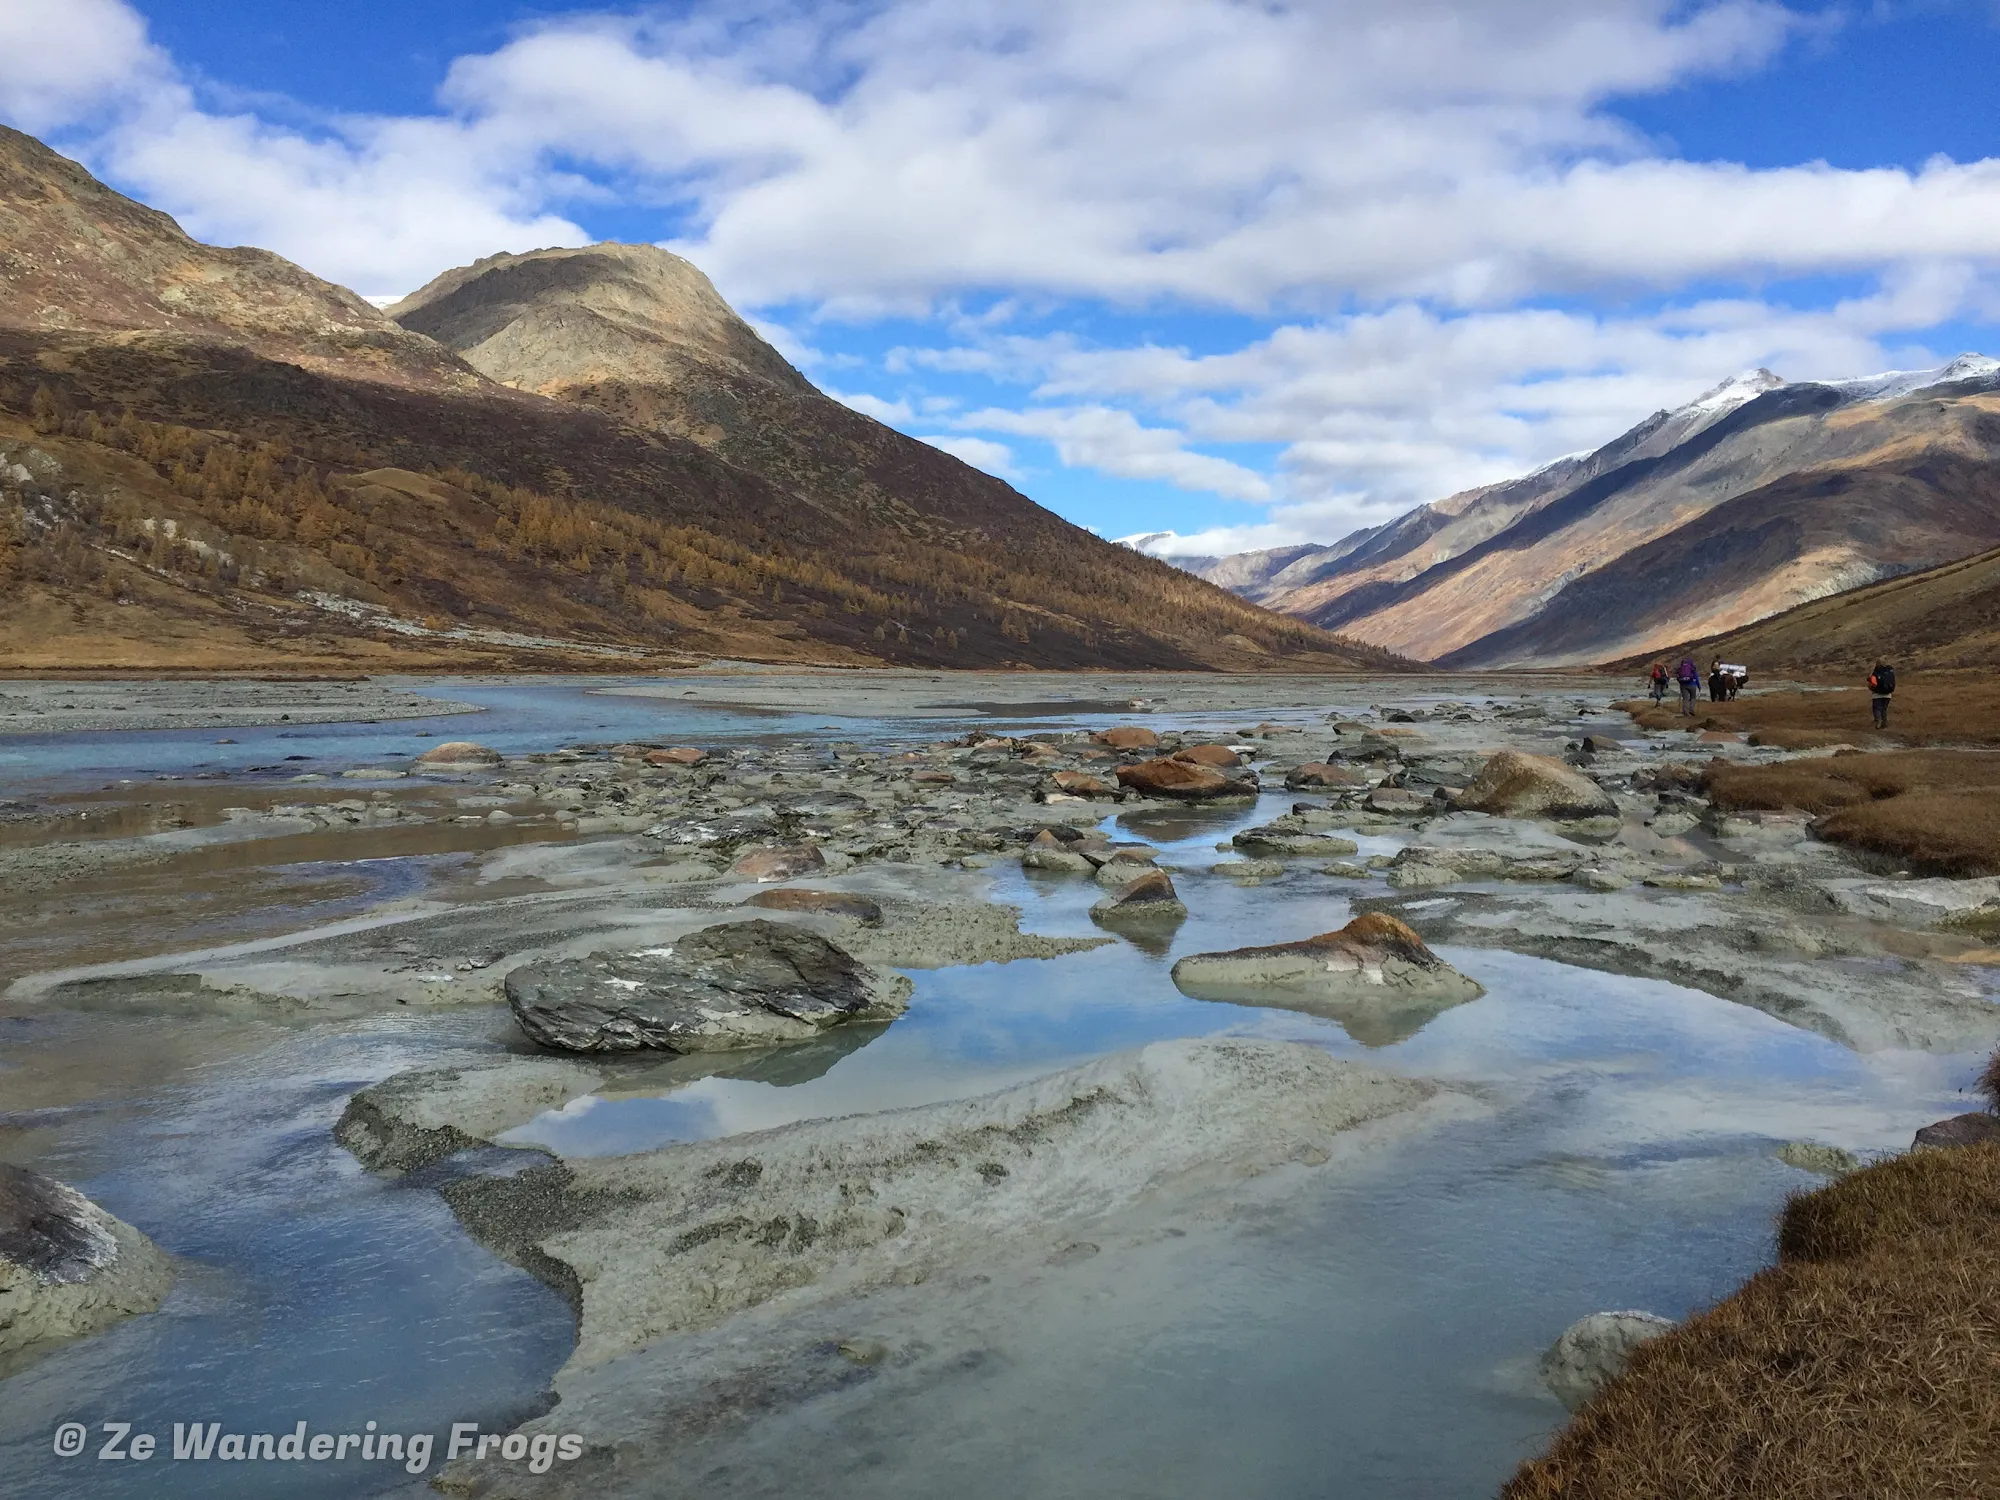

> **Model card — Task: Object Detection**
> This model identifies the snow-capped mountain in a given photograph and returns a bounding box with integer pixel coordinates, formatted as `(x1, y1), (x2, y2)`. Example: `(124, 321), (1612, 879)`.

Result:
(1180, 354), (2000, 666)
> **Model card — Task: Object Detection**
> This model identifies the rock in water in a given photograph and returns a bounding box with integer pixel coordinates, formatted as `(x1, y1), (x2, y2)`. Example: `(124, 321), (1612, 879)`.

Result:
(1173, 743), (1243, 768)
(0, 1163), (174, 1362)
(1170, 912), (1483, 1045)
(505, 920), (912, 1053)
(1539, 1311), (1674, 1412)
(1116, 757), (1256, 801)
(645, 747), (707, 767)
(1453, 750), (1617, 820)
(1090, 868), (1187, 927)
(744, 888), (884, 925)
(416, 740), (503, 767)
(336, 1059), (607, 1174)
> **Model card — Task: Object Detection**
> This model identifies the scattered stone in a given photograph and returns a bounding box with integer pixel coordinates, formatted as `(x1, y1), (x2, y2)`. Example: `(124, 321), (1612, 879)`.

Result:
(1573, 868), (1632, 892)
(1776, 1141), (1861, 1176)
(1363, 786), (1432, 815)
(1116, 758), (1256, 801)
(1093, 726), (1160, 751)
(1232, 821), (1361, 858)
(1216, 858), (1286, 883)
(417, 741), (504, 767)
(1643, 872), (1723, 891)
(1913, 1112), (2000, 1150)
(342, 767), (406, 781)
(1094, 852), (1161, 890)
(1286, 762), (1367, 790)
(745, 888), (885, 925)
(1454, 750), (1617, 820)
(645, 747), (707, 767)
(911, 771), (957, 785)
(837, 1338), (889, 1366)
(729, 843), (828, 882)
(1540, 1311), (1674, 1412)
(505, 920), (912, 1053)
(0, 1163), (174, 1362)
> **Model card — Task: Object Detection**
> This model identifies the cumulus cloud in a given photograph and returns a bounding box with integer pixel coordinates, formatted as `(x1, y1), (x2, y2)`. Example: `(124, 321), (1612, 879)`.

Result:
(913, 434), (1023, 481)
(953, 406), (1273, 501)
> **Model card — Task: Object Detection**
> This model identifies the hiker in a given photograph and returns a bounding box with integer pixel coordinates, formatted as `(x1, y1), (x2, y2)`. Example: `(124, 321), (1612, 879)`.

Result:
(1868, 661), (1896, 729)
(1708, 659), (1726, 703)
(1676, 656), (1701, 715)
(1648, 661), (1669, 703)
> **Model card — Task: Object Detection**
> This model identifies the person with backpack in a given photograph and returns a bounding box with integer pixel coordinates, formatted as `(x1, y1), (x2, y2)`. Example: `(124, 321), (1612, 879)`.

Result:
(1708, 659), (1726, 702)
(1868, 662), (1896, 729)
(1676, 656), (1701, 715)
(1648, 661), (1669, 703)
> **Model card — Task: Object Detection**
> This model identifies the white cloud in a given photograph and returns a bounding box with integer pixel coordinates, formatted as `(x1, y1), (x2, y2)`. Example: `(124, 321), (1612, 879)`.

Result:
(954, 405), (1273, 501)
(913, 434), (1022, 481)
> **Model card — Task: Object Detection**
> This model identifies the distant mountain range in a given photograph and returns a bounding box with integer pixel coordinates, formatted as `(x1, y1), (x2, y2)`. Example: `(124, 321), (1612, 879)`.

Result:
(1132, 357), (2000, 668)
(0, 125), (1396, 673)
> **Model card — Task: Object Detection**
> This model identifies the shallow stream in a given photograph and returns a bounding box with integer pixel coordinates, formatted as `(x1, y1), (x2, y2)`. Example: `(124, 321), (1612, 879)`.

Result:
(0, 682), (1978, 1498)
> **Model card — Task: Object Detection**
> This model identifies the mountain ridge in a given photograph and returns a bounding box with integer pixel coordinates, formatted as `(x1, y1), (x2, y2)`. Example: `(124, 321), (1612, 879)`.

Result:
(0, 128), (1400, 674)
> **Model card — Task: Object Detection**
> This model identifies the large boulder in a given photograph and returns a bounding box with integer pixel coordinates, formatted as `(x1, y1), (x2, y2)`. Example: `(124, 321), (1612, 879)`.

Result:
(505, 920), (913, 1053)
(1116, 757), (1256, 801)
(1170, 913), (1484, 1045)
(1913, 1112), (2000, 1150)
(1453, 750), (1617, 820)
(1539, 1310), (1674, 1412)
(1, 1164), (174, 1362)
(417, 740), (503, 767)
(1050, 770), (1118, 798)
(1173, 744), (1243, 769)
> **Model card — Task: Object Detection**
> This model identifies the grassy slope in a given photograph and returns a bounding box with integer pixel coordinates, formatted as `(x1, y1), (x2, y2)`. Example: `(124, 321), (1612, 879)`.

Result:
(1504, 1143), (2000, 1500)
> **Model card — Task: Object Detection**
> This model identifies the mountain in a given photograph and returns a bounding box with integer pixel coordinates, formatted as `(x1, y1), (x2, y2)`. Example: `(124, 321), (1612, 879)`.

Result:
(1181, 360), (2000, 667)
(0, 126), (1397, 673)
(1608, 541), (2000, 678)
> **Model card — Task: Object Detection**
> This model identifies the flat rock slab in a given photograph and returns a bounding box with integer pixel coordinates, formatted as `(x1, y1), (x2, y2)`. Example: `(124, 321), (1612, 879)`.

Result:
(1171, 912), (1484, 1046)
(1, 1163), (174, 1364)
(743, 888), (884, 925)
(438, 1039), (1444, 1372)
(336, 1058), (607, 1173)
(505, 920), (912, 1053)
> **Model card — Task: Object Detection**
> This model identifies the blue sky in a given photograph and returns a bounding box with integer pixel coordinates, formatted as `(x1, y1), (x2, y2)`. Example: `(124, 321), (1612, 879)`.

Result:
(5, 0), (1999, 556)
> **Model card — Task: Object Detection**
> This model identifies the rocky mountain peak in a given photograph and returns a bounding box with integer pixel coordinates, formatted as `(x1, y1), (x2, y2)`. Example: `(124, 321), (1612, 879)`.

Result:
(387, 242), (811, 399)
(0, 124), (472, 389)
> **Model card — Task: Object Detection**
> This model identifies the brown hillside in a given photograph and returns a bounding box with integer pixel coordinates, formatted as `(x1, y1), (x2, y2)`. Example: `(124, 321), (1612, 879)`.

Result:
(1604, 543), (2000, 678)
(0, 130), (1400, 673)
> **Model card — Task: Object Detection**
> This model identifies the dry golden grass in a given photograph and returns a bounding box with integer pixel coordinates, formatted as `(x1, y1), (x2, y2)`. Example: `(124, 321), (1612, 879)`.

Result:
(1619, 672), (2000, 748)
(1703, 751), (2000, 876)
(1504, 1145), (2000, 1500)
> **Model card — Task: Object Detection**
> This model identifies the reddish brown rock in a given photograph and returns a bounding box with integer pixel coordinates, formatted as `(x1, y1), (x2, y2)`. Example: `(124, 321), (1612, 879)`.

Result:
(417, 740), (503, 767)
(729, 844), (828, 881)
(745, 888), (884, 925)
(1051, 770), (1117, 797)
(1115, 757), (1255, 801)
(911, 770), (957, 785)
(1094, 726), (1160, 752)
(646, 747), (707, 767)
(1173, 744), (1243, 769)
(1170, 912), (1483, 1045)
(1090, 868), (1187, 926)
